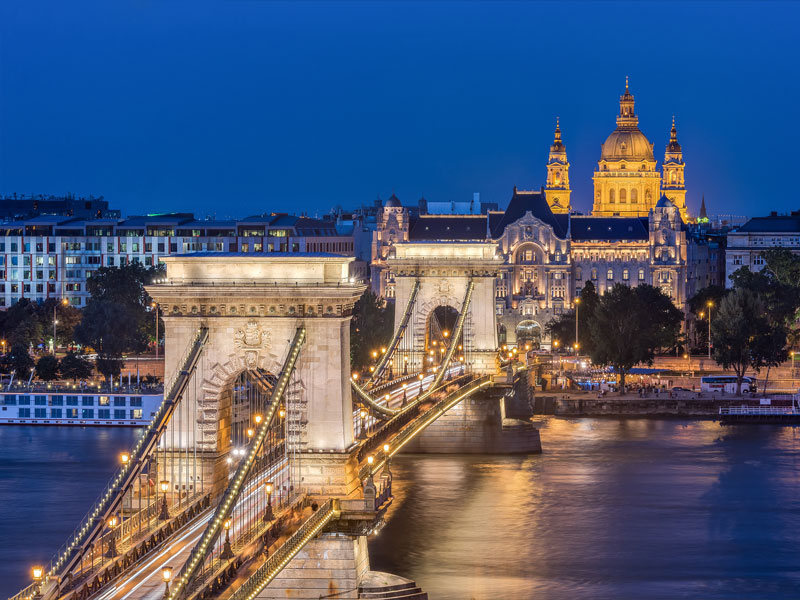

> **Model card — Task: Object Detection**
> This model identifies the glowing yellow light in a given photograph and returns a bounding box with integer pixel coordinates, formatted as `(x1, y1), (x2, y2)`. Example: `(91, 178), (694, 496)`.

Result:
(367, 455), (374, 465)
(120, 452), (130, 465)
(254, 414), (263, 425)
(265, 482), (273, 494)
(359, 408), (367, 418)
(162, 566), (173, 582)
(32, 566), (43, 581)
(383, 443), (390, 453)
(443, 331), (449, 338)
(381, 347), (387, 353)
(352, 373), (358, 380)
(247, 428), (255, 438)
(107, 516), (118, 528)
(160, 480), (169, 493)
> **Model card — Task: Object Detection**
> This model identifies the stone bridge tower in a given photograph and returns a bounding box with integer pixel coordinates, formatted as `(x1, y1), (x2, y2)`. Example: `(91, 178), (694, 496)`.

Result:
(387, 241), (500, 374)
(147, 253), (366, 496)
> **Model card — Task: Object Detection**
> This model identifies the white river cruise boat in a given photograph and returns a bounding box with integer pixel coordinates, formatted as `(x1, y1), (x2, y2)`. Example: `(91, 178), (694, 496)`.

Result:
(0, 387), (162, 426)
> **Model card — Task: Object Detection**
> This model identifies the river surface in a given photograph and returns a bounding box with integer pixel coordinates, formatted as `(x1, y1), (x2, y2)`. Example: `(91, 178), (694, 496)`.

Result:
(1, 420), (800, 599)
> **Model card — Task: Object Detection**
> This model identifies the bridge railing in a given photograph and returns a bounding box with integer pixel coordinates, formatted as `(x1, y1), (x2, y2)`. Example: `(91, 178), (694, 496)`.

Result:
(226, 499), (340, 600)
(37, 326), (209, 597)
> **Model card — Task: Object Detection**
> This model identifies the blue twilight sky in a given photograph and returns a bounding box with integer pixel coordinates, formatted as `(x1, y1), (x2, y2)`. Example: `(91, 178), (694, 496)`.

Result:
(1, 1), (798, 219)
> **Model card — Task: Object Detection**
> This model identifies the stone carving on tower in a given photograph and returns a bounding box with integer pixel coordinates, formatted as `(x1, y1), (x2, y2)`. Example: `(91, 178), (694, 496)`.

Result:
(544, 118), (571, 214)
(592, 78), (662, 217)
(649, 195), (688, 307)
(233, 320), (272, 368)
(662, 116), (688, 221)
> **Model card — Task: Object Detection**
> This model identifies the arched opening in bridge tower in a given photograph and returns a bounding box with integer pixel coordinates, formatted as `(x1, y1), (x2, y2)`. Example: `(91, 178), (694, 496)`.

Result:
(516, 320), (542, 349)
(425, 305), (462, 369)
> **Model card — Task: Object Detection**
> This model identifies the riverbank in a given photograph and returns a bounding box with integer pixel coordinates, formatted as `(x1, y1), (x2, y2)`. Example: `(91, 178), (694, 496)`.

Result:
(534, 391), (795, 417)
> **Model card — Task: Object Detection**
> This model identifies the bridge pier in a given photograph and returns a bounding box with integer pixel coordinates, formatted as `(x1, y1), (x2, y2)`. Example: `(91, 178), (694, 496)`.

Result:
(402, 381), (542, 454)
(257, 534), (369, 599)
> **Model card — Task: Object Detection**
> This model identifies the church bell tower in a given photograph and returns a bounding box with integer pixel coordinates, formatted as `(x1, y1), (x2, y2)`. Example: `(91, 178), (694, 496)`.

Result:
(662, 116), (688, 220)
(544, 118), (571, 214)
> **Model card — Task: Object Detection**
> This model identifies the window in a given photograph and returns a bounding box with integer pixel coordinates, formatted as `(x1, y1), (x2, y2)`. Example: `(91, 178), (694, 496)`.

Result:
(576, 267), (582, 280)
(3, 395), (16, 406)
(591, 268), (598, 280)
(107, 257), (115, 266)
(66, 408), (78, 418)
(132, 409), (143, 419)
(623, 269), (630, 281)
(120, 242), (127, 252)
(82, 396), (94, 406)
(631, 189), (638, 203)
(129, 397), (143, 407)
(51, 395), (63, 406)
(609, 189), (615, 204)
(115, 409), (127, 419)
(158, 242), (165, 253)
(607, 269), (614, 280)
(98, 395), (110, 406)
(145, 242), (153, 252)
(18, 395), (30, 406)
(35, 408), (47, 418)
(114, 397), (126, 407)
(733, 256), (743, 266)
(619, 189), (627, 203)
(98, 409), (111, 419)
(19, 408), (31, 418)
(82, 408), (94, 419)
(34, 395), (47, 406)
(638, 269), (645, 281)
(51, 408), (62, 418)
(66, 396), (78, 406)
(132, 242), (139, 252)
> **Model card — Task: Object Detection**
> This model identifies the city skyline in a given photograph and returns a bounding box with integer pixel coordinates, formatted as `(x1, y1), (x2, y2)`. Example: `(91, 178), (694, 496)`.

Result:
(2, 1), (798, 218)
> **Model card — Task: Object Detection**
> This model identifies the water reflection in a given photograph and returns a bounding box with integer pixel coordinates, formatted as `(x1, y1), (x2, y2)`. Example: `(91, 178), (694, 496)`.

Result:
(0, 426), (139, 597)
(370, 418), (800, 599)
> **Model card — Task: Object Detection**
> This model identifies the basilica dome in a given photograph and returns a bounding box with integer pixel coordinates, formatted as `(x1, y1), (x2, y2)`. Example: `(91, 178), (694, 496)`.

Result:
(600, 128), (655, 162)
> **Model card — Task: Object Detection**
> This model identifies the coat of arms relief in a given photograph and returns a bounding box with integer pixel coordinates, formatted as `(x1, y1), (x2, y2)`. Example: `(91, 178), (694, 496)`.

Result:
(233, 321), (272, 369)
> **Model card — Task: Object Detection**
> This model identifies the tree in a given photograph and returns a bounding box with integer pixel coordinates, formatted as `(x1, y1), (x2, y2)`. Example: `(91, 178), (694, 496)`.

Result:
(75, 300), (147, 381)
(0, 299), (43, 348)
(37, 299), (82, 348)
(75, 263), (162, 381)
(711, 288), (768, 395)
(35, 355), (60, 381)
(350, 291), (395, 372)
(7, 343), (35, 378)
(687, 285), (728, 351)
(546, 281), (599, 352)
(59, 352), (94, 382)
(588, 284), (682, 392)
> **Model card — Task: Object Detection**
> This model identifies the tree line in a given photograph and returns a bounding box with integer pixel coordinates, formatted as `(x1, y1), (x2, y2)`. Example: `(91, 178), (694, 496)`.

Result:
(0, 263), (165, 382)
(547, 248), (800, 395)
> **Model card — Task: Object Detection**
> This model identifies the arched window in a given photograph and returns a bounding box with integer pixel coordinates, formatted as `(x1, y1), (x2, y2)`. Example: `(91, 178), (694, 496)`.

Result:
(623, 268), (629, 281)
(638, 268), (645, 281)
(576, 267), (582, 280)
(671, 171), (677, 183)
(609, 189), (615, 204)
(591, 268), (598, 280)
(607, 269), (614, 280)
(619, 189), (627, 203)
(630, 189), (638, 203)
(645, 190), (652, 203)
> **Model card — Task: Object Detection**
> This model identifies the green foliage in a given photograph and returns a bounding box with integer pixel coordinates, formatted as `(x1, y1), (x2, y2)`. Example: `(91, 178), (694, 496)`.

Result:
(588, 283), (683, 391)
(7, 343), (34, 377)
(41, 298), (83, 347)
(75, 263), (163, 379)
(35, 355), (61, 381)
(0, 299), (43, 348)
(59, 352), (94, 382)
(546, 281), (599, 353)
(350, 290), (394, 372)
(711, 288), (767, 394)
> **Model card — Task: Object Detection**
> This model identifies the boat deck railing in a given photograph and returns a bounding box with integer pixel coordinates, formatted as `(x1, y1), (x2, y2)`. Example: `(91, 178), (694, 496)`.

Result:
(719, 405), (799, 416)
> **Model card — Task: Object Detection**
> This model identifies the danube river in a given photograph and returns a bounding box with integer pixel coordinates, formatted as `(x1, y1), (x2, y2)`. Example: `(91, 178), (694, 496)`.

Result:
(2, 420), (799, 599)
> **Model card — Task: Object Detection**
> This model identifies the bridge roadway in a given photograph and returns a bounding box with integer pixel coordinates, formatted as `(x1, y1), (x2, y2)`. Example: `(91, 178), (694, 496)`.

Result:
(76, 369), (450, 600)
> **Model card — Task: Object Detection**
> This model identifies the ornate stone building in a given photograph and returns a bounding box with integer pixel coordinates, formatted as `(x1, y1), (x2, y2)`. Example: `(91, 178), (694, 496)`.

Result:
(369, 80), (697, 347)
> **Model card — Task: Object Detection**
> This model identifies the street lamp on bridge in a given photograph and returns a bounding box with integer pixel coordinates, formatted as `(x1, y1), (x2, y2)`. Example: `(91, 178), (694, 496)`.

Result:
(162, 566), (173, 599)
(220, 519), (235, 560)
(264, 482), (275, 522)
(105, 516), (119, 558)
(159, 480), (170, 521)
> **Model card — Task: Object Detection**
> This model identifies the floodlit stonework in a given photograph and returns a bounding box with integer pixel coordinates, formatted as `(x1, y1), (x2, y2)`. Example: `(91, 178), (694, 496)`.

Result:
(147, 253), (366, 495)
